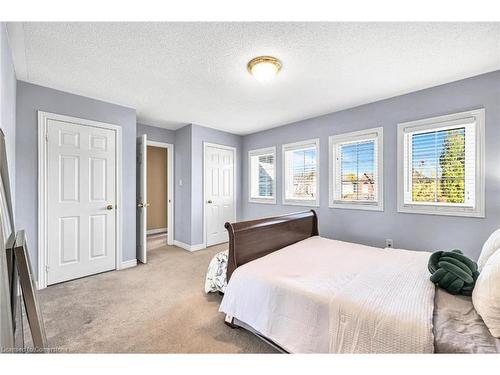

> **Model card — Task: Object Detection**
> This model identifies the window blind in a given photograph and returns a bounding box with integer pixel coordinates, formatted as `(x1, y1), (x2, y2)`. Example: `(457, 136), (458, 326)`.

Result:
(335, 139), (377, 202)
(250, 152), (275, 199)
(404, 123), (475, 207)
(284, 146), (317, 201)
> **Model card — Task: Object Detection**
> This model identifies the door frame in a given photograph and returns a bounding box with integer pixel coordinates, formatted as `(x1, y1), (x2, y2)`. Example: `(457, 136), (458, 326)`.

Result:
(37, 111), (123, 290)
(203, 142), (237, 248)
(145, 140), (175, 246)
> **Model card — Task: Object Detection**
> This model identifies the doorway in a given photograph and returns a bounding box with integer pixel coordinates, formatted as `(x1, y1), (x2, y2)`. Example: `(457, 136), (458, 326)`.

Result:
(136, 136), (174, 263)
(203, 142), (236, 247)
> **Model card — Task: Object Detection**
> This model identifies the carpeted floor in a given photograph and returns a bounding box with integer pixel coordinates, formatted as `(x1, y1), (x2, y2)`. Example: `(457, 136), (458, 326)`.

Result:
(38, 239), (278, 353)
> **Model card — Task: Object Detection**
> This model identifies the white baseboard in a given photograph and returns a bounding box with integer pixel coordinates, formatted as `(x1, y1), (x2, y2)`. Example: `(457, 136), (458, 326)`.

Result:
(120, 259), (137, 269)
(173, 240), (206, 252)
(147, 228), (167, 235)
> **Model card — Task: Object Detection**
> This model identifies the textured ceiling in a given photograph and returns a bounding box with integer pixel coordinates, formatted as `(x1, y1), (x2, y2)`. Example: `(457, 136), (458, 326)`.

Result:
(8, 22), (500, 134)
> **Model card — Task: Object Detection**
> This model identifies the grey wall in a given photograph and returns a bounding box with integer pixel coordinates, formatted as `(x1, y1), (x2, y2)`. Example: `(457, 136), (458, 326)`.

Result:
(0, 23), (16, 216)
(173, 124), (192, 244)
(241, 70), (500, 259)
(137, 123), (175, 144)
(16, 81), (137, 279)
(172, 124), (242, 246)
(190, 124), (242, 245)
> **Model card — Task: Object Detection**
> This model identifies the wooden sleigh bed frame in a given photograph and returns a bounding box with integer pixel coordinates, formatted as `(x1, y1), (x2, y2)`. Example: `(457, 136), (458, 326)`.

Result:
(223, 210), (319, 351)
(224, 210), (319, 282)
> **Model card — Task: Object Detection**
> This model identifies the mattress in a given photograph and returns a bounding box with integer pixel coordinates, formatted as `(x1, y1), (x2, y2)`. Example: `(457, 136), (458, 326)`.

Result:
(220, 236), (436, 353)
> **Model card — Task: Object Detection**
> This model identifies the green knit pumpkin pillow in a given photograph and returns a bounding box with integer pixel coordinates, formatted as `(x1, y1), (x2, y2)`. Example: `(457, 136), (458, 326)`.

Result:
(428, 249), (480, 296)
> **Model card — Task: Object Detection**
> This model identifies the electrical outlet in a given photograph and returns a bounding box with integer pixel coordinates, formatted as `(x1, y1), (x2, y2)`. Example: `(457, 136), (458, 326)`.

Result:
(385, 239), (393, 248)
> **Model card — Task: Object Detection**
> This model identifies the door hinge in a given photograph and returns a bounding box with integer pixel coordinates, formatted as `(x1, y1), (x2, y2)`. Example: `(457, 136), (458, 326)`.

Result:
(45, 133), (48, 142)
(45, 265), (50, 273)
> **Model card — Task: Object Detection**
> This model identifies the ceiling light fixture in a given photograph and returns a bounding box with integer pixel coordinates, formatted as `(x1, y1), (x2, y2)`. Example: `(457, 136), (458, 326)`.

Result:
(247, 56), (282, 82)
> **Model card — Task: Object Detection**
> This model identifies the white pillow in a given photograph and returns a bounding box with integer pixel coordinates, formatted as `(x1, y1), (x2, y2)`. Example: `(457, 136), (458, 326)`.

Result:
(473, 248), (500, 338)
(477, 228), (500, 271)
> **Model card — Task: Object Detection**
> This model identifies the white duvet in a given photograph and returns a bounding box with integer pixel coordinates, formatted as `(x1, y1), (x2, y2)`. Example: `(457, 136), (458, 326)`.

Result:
(219, 236), (435, 353)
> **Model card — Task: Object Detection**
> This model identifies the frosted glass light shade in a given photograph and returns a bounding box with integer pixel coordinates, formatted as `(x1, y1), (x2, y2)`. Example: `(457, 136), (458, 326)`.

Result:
(247, 56), (282, 82)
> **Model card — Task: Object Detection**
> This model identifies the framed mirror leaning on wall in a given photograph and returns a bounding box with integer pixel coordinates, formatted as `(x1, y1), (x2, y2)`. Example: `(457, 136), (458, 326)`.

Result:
(0, 129), (47, 353)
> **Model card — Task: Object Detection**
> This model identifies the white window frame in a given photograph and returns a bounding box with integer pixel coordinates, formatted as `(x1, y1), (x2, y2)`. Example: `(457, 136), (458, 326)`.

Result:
(282, 138), (320, 207)
(329, 127), (384, 211)
(248, 146), (276, 204)
(397, 108), (485, 218)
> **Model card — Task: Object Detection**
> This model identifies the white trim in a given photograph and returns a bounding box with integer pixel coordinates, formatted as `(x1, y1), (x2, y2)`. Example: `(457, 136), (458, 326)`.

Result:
(248, 146), (276, 204)
(398, 111), (478, 133)
(281, 138), (320, 207)
(203, 142), (237, 248)
(147, 228), (167, 235)
(173, 240), (206, 252)
(248, 197), (276, 204)
(38, 111), (123, 289)
(328, 127), (384, 211)
(120, 259), (137, 269)
(147, 140), (170, 148)
(397, 108), (485, 218)
(145, 139), (175, 245)
(137, 134), (147, 263)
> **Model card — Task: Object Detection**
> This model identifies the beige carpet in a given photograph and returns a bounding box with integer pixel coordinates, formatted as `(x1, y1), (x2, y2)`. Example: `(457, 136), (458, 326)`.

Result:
(38, 240), (278, 353)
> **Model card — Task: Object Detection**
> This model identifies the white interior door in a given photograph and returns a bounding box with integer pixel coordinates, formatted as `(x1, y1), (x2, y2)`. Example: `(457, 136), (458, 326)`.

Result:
(205, 144), (235, 247)
(136, 134), (147, 263)
(47, 118), (116, 285)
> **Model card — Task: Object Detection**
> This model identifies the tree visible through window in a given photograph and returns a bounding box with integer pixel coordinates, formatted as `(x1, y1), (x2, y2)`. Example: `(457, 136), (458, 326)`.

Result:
(399, 109), (484, 217)
(398, 109), (485, 217)
(411, 128), (465, 204)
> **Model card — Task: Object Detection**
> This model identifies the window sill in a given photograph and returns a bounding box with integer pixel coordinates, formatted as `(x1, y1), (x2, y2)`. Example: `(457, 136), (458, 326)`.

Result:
(248, 198), (276, 205)
(282, 199), (319, 207)
(329, 202), (383, 211)
(398, 204), (485, 218)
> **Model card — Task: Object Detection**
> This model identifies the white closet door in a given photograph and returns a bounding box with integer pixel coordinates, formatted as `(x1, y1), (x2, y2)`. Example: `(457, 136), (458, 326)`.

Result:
(205, 145), (235, 246)
(47, 118), (116, 285)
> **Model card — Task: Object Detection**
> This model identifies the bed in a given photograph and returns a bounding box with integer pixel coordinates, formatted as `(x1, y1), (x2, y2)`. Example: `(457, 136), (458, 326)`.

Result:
(217, 210), (500, 354)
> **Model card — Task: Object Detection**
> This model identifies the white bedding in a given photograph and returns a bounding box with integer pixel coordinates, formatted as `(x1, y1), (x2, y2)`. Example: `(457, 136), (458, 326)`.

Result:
(219, 236), (435, 353)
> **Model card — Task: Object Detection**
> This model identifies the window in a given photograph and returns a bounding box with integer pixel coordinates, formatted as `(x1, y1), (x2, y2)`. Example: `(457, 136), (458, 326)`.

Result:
(329, 127), (383, 211)
(398, 109), (485, 217)
(282, 139), (320, 206)
(249, 147), (276, 203)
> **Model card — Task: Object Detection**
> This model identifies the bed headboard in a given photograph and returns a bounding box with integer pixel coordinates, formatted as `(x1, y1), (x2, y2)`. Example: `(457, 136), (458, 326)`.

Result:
(224, 210), (318, 281)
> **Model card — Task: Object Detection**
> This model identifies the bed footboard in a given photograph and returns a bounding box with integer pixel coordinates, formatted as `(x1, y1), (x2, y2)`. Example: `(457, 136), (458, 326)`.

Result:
(224, 210), (318, 281)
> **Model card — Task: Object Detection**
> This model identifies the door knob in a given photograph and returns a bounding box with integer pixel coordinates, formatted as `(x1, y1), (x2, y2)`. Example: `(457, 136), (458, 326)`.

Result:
(207, 200), (213, 204)
(106, 204), (114, 210)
